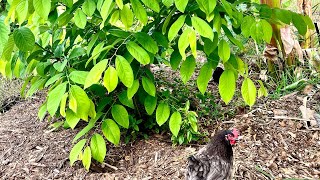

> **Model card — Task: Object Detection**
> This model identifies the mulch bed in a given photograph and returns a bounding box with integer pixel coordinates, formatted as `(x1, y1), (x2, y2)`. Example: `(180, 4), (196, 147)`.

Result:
(0, 86), (319, 179)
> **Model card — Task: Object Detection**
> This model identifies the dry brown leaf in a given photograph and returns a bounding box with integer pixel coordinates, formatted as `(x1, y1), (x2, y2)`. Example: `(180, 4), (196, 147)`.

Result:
(281, 26), (295, 55)
(273, 109), (288, 117)
(302, 84), (313, 95)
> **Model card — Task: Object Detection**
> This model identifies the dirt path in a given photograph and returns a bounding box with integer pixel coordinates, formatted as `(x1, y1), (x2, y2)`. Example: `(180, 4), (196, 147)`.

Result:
(0, 90), (319, 179)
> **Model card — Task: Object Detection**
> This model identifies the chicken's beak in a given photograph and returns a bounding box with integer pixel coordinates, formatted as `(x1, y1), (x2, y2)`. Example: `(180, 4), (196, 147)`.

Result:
(235, 135), (243, 142)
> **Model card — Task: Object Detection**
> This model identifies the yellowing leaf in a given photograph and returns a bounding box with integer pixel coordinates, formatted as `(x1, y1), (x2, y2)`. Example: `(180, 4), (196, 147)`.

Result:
(82, 146), (91, 171)
(103, 66), (118, 93)
(69, 139), (86, 166)
(178, 27), (191, 60)
(84, 59), (108, 89)
(191, 16), (214, 41)
(120, 4), (133, 30)
(168, 15), (186, 42)
(175, 0), (188, 12)
(241, 78), (256, 107)
(33, 0), (51, 19)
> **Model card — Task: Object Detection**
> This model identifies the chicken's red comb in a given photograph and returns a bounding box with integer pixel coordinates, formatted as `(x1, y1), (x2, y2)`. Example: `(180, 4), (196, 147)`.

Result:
(232, 128), (240, 137)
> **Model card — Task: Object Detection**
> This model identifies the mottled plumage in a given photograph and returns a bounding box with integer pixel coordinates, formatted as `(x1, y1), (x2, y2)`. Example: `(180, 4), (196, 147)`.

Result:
(186, 129), (239, 180)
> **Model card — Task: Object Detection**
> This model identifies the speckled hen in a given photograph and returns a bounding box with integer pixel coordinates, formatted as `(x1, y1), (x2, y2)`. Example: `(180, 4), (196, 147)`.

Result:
(186, 129), (240, 180)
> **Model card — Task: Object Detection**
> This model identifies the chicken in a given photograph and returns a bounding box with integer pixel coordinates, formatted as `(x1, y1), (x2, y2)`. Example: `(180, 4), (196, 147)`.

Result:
(186, 128), (240, 180)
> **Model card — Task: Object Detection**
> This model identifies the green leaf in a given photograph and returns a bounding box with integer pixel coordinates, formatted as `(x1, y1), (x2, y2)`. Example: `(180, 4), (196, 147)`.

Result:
(196, 0), (216, 16)
(144, 95), (157, 115)
(188, 29), (197, 58)
(111, 104), (129, 128)
(241, 78), (256, 107)
(292, 13), (307, 35)
(303, 15), (315, 30)
(115, 55), (134, 88)
(60, 93), (68, 117)
(38, 102), (47, 121)
(260, 20), (272, 43)
(100, 0), (114, 21)
(140, 0), (160, 12)
(170, 50), (182, 70)
(45, 73), (63, 87)
(169, 111), (182, 137)
(90, 134), (106, 163)
(257, 80), (268, 98)
(163, 0), (174, 7)
(13, 27), (35, 52)
(116, 0), (123, 9)
(168, 15), (186, 42)
(156, 102), (170, 126)
(15, 0), (28, 24)
(142, 76), (156, 97)
(241, 16), (255, 38)
(130, 0), (148, 25)
(273, 8), (291, 24)
(69, 71), (89, 85)
(101, 119), (120, 145)
(178, 27), (191, 60)
(126, 41), (150, 65)
(127, 79), (139, 99)
(219, 70), (235, 104)
(47, 82), (67, 117)
(53, 59), (67, 72)
(134, 32), (158, 54)
(73, 113), (103, 143)
(66, 109), (81, 129)
(69, 139), (86, 166)
(197, 62), (213, 94)
(191, 16), (214, 41)
(175, 0), (188, 12)
(69, 47), (86, 59)
(82, 146), (91, 171)
(82, 0), (96, 17)
(33, 0), (51, 19)
(70, 85), (91, 121)
(84, 59), (108, 89)
(0, 20), (10, 55)
(203, 36), (218, 56)
(180, 56), (196, 84)
(119, 90), (135, 109)
(74, 9), (87, 29)
(120, 4), (133, 29)
(218, 40), (230, 63)
(103, 66), (118, 93)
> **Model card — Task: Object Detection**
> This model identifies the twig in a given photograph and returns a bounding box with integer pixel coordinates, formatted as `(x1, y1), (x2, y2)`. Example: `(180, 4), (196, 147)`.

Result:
(268, 116), (311, 122)
(102, 162), (118, 170)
